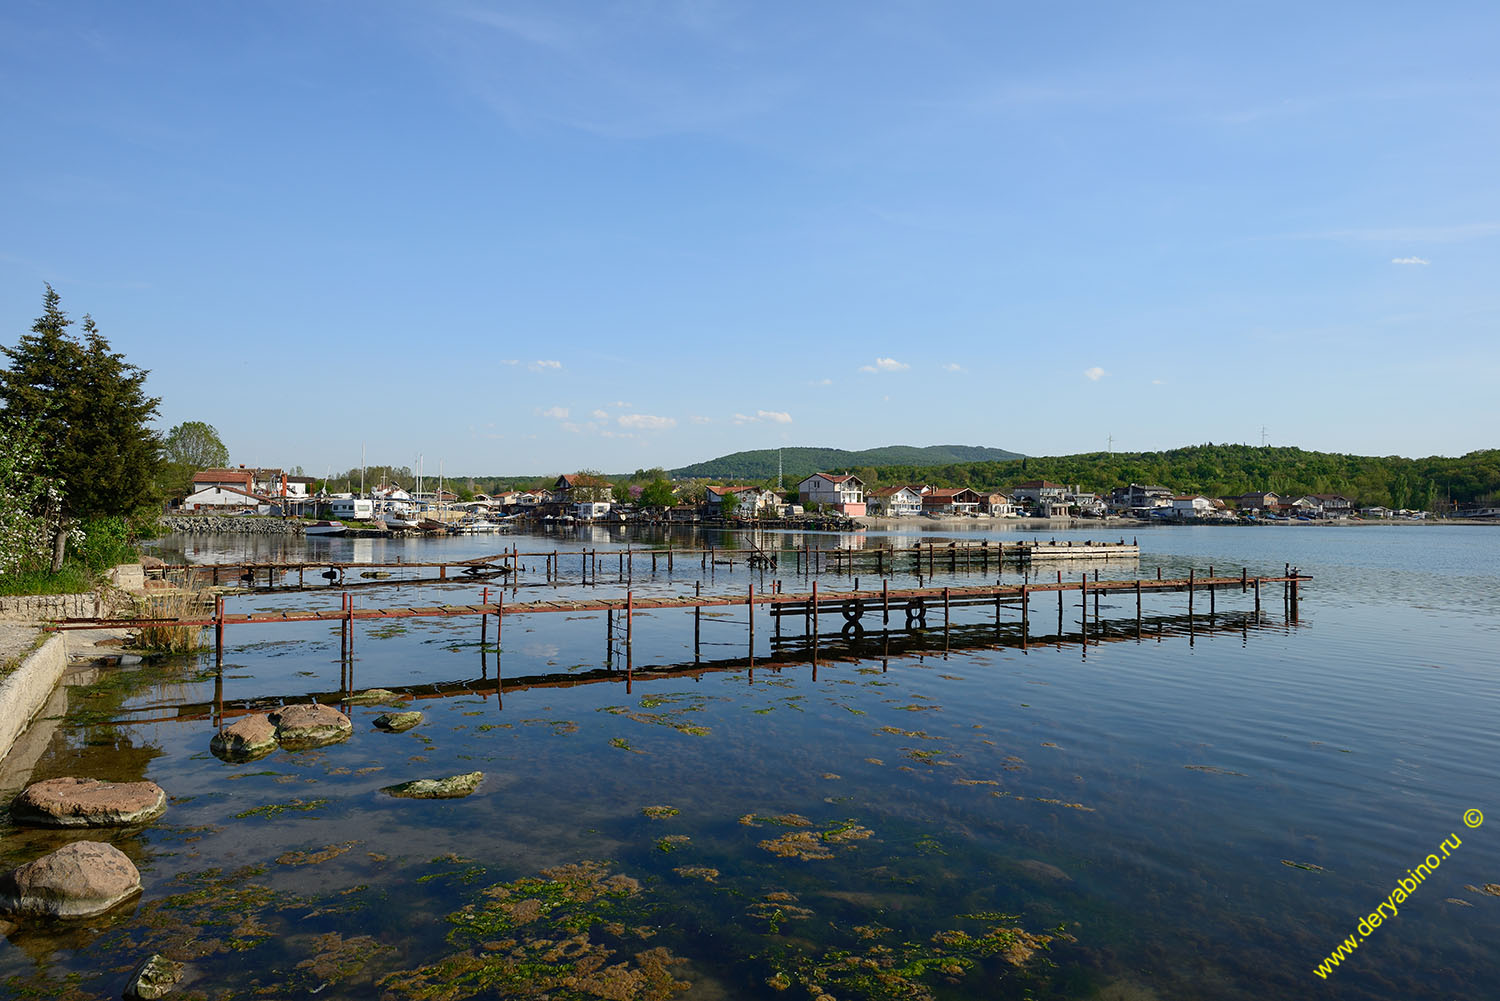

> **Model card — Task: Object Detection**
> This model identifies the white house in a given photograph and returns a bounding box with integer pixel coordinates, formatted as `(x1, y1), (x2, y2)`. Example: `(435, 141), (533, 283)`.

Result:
(706, 485), (781, 518)
(922, 488), (982, 516)
(798, 473), (866, 516)
(182, 485), (265, 511)
(1172, 495), (1213, 518)
(575, 501), (612, 521)
(867, 485), (925, 517)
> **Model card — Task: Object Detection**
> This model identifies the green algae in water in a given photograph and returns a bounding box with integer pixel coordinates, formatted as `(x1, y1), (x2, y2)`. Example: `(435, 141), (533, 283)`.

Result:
(381, 860), (690, 1001)
(233, 798), (330, 820)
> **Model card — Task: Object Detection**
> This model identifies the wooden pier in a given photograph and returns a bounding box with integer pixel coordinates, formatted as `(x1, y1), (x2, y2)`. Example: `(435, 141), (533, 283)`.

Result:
(54, 567), (1309, 672)
(121, 607), (1290, 727)
(176, 539), (1142, 595)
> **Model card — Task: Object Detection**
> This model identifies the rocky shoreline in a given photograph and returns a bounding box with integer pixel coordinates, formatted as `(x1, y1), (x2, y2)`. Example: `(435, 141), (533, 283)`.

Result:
(158, 516), (304, 535)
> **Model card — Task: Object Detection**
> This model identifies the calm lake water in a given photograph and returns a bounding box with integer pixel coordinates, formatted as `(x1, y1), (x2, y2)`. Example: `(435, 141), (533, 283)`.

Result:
(2, 523), (1497, 1000)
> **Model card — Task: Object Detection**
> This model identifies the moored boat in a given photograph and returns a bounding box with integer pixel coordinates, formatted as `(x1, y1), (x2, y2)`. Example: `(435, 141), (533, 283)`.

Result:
(303, 520), (346, 537)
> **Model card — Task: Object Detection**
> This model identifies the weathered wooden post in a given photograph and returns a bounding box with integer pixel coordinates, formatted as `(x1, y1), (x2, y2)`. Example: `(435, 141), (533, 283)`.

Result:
(1021, 584), (1029, 644)
(943, 586), (950, 630)
(1254, 577), (1261, 617)
(882, 578), (889, 625)
(481, 586), (489, 648)
(1188, 568), (1195, 616)
(748, 584), (755, 658)
(345, 592), (354, 655)
(812, 579), (819, 640)
(606, 607), (614, 665)
(215, 594), (224, 667)
(626, 589), (633, 662)
(1080, 574), (1088, 646)
(694, 581), (701, 662)
(1241, 567), (1247, 593)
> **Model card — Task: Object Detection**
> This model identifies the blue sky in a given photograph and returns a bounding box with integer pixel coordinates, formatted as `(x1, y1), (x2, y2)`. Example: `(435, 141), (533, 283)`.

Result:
(3, 1), (1497, 475)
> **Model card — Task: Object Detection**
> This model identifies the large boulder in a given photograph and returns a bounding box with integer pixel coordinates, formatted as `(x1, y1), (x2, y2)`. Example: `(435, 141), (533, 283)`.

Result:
(382, 772), (484, 799)
(209, 714), (278, 762)
(0, 841), (141, 918)
(270, 703), (352, 749)
(124, 953), (186, 1000)
(10, 777), (166, 828)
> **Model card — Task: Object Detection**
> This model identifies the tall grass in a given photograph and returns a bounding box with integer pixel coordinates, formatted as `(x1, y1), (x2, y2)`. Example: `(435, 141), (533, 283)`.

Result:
(135, 587), (212, 654)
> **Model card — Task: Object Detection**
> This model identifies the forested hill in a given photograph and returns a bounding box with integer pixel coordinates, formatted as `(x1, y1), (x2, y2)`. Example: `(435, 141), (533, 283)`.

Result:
(862, 444), (1500, 510)
(670, 444), (1023, 481)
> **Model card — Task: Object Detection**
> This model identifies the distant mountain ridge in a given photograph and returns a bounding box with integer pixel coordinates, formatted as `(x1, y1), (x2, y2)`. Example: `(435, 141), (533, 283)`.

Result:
(670, 444), (1024, 481)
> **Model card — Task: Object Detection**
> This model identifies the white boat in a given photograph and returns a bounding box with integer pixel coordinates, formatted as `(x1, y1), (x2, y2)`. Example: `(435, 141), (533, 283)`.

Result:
(304, 520), (346, 537)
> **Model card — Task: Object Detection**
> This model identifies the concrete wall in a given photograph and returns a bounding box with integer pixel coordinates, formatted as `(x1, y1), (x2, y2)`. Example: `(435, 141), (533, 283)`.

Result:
(0, 633), (68, 763)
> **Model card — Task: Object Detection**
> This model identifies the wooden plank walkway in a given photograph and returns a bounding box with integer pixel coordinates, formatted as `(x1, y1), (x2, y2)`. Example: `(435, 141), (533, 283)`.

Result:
(51, 570), (1308, 632)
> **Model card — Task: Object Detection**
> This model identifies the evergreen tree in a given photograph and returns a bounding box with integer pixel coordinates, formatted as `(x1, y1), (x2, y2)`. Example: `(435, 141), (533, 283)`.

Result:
(1, 285), (163, 570)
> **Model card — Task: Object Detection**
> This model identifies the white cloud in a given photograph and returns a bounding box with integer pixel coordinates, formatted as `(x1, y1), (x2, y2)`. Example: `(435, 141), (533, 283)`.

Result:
(809, 377), (833, 386)
(610, 400), (633, 408)
(530, 360), (563, 371)
(943, 363), (963, 372)
(560, 422), (582, 433)
(690, 415), (712, 424)
(536, 406), (570, 419)
(859, 357), (909, 373)
(590, 409), (609, 420)
(732, 411), (792, 425)
(617, 414), (676, 431)
(1084, 366), (1107, 382)
(1391, 256), (1430, 265)
(499, 359), (520, 365)
(1151, 379), (1166, 385)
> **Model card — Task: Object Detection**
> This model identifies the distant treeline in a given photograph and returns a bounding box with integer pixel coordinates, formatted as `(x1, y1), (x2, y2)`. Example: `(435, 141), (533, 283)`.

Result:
(863, 444), (1500, 510)
(670, 444), (1023, 481)
(314, 445), (1499, 511)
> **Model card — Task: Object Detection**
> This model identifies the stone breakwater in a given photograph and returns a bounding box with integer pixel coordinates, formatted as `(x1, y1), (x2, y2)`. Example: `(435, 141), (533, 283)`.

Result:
(158, 516), (304, 535)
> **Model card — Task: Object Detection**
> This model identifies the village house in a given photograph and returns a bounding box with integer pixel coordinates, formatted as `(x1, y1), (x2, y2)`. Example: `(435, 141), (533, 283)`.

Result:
(1067, 490), (1106, 517)
(1171, 495), (1214, 519)
(866, 485), (926, 517)
(705, 485), (782, 518)
(1011, 480), (1068, 507)
(981, 491), (1017, 517)
(1108, 484), (1174, 514)
(798, 473), (866, 516)
(1236, 491), (1280, 513)
(180, 484), (266, 512)
(922, 487), (982, 516)
(191, 467), (255, 495)
(1303, 493), (1354, 518)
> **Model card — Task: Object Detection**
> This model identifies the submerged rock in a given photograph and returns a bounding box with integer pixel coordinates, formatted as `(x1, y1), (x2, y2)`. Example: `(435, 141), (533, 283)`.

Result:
(124, 953), (186, 999)
(210, 714), (278, 762)
(10, 777), (166, 828)
(373, 711), (423, 732)
(345, 688), (403, 705)
(382, 771), (484, 799)
(271, 703), (352, 749)
(0, 841), (142, 918)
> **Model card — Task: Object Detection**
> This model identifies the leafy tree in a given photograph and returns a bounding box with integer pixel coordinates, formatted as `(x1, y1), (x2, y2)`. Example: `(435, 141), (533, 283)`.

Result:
(639, 479), (676, 508)
(719, 491), (741, 518)
(162, 421), (229, 468)
(569, 469), (613, 503)
(159, 420), (230, 497)
(1, 285), (163, 570)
